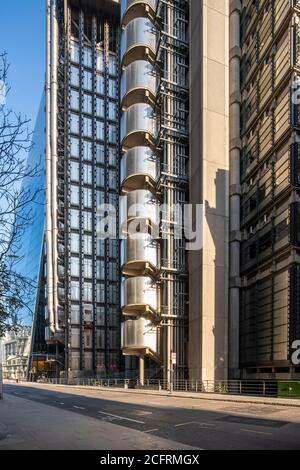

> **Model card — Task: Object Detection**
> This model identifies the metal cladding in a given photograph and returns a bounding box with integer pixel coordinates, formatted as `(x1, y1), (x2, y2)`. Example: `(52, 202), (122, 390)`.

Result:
(120, 0), (159, 357)
(120, 17), (157, 66)
(121, 146), (158, 192)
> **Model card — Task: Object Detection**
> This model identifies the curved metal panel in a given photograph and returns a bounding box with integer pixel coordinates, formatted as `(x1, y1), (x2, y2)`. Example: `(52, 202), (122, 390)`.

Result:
(121, 276), (157, 313)
(121, 18), (157, 66)
(121, 0), (157, 26)
(121, 103), (157, 149)
(121, 146), (157, 191)
(121, 318), (158, 353)
(121, 235), (158, 275)
(120, 189), (160, 231)
(121, 60), (157, 107)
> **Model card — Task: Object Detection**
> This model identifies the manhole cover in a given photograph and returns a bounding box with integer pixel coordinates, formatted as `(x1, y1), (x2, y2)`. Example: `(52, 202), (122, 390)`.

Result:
(219, 415), (288, 428)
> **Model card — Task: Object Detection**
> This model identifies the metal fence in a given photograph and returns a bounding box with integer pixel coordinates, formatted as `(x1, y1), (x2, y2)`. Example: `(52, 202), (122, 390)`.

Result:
(39, 378), (300, 399)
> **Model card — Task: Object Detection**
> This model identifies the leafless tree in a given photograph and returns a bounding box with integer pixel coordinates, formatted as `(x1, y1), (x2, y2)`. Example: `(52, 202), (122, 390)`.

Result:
(0, 52), (40, 336)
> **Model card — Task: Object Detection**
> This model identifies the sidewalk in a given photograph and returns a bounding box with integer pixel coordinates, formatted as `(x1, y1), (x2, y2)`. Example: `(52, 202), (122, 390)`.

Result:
(10, 380), (300, 408)
(0, 393), (195, 450)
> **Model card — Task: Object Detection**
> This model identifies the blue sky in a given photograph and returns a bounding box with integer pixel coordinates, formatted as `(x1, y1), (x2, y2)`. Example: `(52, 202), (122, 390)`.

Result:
(0, 0), (45, 126)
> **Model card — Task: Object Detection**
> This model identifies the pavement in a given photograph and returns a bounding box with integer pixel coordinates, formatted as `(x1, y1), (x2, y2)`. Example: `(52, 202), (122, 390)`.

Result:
(1, 381), (300, 450)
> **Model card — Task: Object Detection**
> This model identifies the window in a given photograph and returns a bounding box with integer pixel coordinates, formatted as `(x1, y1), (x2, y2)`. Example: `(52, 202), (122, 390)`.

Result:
(83, 235), (92, 255)
(97, 191), (105, 207)
(108, 262), (117, 280)
(108, 147), (117, 166)
(108, 192), (117, 207)
(70, 161), (80, 182)
(97, 167), (105, 187)
(109, 125), (117, 144)
(83, 140), (93, 161)
(71, 89), (80, 111)
(109, 169), (116, 189)
(109, 240), (118, 258)
(97, 261), (105, 280)
(83, 93), (93, 114)
(96, 120), (105, 141)
(96, 307), (105, 326)
(96, 283), (105, 303)
(96, 74), (104, 95)
(71, 185), (80, 206)
(71, 233), (80, 253)
(70, 113), (80, 134)
(71, 281), (80, 301)
(71, 257), (80, 277)
(96, 144), (105, 164)
(71, 209), (80, 229)
(97, 239), (105, 257)
(83, 117), (93, 138)
(71, 304), (80, 324)
(109, 55), (117, 76)
(109, 102), (117, 121)
(83, 70), (93, 91)
(96, 98), (105, 118)
(83, 164), (93, 185)
(70, 137), (80, 158)
(83, 211), (92, 232)
(70, 41), (80, 63)
(84, 46), (93, 68)
(84, 259), (93, 279)
(109, 284), (117, 303)
(83, 187), (93, 208)
(70, 66), (79, 87)
(84, 283), (93, 302)
(96, 50), (104, 72)
(109, 79), (117, 98)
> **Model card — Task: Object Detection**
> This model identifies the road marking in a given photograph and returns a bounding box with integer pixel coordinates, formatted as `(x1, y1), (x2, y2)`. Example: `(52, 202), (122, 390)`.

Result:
(240, 429), (273, 436)
(73, 405), (86, 410)
(144, 429), (159, 433)
(175, 421), (216, 428)
(98, 411), (145, 424)
(135, 411), (153, 416)
(175, 422), (196, 427)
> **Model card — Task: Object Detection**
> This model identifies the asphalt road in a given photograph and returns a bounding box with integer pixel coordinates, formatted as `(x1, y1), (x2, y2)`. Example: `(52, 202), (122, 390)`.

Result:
(4, 382), (300, 450)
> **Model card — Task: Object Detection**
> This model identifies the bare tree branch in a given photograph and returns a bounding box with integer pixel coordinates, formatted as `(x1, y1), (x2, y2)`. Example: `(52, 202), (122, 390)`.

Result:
(0, 52), (41, 337)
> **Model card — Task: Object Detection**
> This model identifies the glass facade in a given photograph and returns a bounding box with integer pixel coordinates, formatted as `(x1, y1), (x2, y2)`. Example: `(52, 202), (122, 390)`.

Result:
(14, 97), (45, 325)
(49, 3), (121, 376)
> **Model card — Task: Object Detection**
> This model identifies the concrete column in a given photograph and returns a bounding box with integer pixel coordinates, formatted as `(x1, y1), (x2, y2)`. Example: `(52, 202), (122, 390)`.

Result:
(229, 0), (242, 379)
(139, 356), (145, 386)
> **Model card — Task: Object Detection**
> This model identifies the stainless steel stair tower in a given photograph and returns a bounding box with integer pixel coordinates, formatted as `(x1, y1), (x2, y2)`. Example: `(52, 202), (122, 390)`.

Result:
(120, 0), (189, 384)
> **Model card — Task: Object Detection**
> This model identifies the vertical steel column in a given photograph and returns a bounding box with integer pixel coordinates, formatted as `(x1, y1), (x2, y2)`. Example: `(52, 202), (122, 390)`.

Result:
(229, 0), (242, 379)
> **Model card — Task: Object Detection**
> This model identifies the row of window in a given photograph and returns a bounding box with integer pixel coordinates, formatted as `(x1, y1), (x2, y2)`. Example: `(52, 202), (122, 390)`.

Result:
(70, 66), (117, 97)
(70, 234), (118, 258)
(70, 161), (117, 188)
(70, 257), (117, 280)
(70, 304), (119, 327)
(70, 42), (118, 76)
(70, 138), (117, 166)
(70, 281), (117, 303)
(70, 113), (117, 143)
(70, 90), (117, 121)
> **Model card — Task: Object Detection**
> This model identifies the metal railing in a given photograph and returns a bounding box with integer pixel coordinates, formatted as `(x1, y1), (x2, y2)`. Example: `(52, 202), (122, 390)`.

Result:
(38, 377), (300, 399)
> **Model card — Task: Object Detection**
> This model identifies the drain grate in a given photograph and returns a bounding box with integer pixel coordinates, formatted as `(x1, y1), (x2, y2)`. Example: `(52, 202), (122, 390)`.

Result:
(219, 415), (288, 428)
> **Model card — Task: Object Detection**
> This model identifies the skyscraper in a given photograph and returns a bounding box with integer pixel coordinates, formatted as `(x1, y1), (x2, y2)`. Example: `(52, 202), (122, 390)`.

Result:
(33, 0), (300, 382)
(231, 0), (300, 380)
(46, 0), (121, 377)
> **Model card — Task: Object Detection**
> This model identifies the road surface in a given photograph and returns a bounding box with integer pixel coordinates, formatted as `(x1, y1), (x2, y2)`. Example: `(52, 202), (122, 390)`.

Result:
(2, 382), (300, 450)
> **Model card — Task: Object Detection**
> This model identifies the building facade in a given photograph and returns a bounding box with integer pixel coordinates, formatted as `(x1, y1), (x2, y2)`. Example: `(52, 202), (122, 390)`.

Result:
(41, 0), (300, 382)
(230, 0), (300, 380)
(1, 328), (31, 380)
(46, 0), (121, 377)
